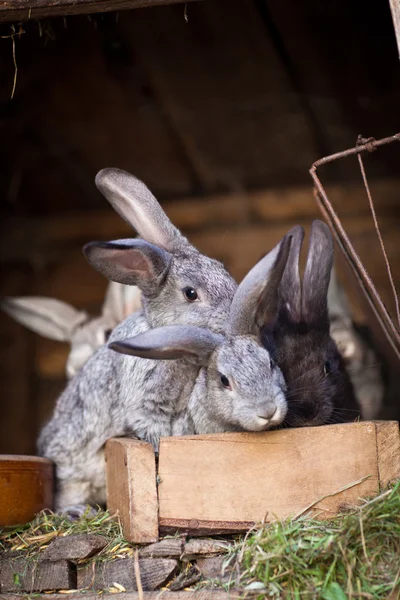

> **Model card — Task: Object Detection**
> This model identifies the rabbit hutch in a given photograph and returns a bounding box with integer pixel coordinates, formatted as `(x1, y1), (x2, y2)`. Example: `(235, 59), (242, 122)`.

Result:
(0, 0), (400, 597)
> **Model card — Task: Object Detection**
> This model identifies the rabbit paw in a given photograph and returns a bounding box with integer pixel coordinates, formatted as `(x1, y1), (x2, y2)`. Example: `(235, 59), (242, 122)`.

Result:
(59, 504), (99, 521)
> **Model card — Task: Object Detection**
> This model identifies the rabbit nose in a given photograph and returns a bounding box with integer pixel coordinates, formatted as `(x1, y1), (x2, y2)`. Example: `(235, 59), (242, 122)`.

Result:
(257, 404), (277, 420)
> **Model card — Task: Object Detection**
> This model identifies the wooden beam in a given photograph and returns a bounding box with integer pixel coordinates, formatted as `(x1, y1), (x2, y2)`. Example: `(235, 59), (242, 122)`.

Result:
(389, 0), (400, 59)
(0, 0), (198, 23)
(106, 422), (400, 539)
(1, 179), (399, 263)
(105, 438), (159, 543)
(2, 592), (243, 600)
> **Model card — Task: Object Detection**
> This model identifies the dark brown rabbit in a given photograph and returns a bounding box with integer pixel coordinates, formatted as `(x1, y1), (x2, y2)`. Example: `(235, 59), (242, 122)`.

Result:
(261, 220), (361, 428)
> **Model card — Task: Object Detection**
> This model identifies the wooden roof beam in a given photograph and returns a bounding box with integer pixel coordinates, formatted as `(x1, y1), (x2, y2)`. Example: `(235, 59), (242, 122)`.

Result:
(0, 0), (199, 23)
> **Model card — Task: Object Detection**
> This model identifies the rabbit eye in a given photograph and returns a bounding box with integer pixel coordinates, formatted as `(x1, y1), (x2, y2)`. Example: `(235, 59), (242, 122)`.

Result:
(324, 360), (331, 376)
(104, 329), (113, 341)
(183, 287), (199, 302)
(220, 374), (231, 389)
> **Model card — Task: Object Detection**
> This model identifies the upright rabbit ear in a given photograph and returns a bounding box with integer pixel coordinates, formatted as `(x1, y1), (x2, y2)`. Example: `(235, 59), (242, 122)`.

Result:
(278, 225), (305, 323)
(0, 297), (88, 341)
(101, 281), (142, 322)
(95, 169), (190, 253)
(109, 325), (224, 365)
(302, 220), (333, 325)
(228, 228), (296, 336)
(84, 239), (172, 295)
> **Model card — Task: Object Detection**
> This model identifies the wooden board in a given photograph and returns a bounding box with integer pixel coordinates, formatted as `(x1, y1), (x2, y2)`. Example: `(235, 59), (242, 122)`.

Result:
(0, 0), (198, 22)
(105, 438), (158, 543)
(105, 422), (400, 541)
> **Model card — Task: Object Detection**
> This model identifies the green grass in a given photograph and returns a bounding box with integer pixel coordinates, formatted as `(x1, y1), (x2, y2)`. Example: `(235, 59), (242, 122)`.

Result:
(0, 507), (132, 562)
(1, 483), (399, 598)
(237, 481), (400, 599)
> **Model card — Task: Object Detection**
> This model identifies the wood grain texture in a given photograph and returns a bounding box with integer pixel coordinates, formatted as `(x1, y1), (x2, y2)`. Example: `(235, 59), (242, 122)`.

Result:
(2, 592), (244, 600)
(105, 438), (158, 543)
(0, 0), (198, 23)
(0, 456), (54, 526)
(375, 421), (400, 487)
(0, 558), (74, 592)
(77, 557), (177, 591)
(157, 423), (399, 528)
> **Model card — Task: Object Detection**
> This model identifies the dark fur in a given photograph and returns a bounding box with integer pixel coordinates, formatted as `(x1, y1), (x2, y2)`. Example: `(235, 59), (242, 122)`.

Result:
(262, 221), (361, 428)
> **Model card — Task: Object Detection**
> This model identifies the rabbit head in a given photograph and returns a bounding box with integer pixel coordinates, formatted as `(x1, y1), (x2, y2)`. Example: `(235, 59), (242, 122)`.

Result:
(109, 229), (297, 433)
(262, 220), (360, 428)
(327, 266), (384, 420)
(0, 282), (141, 378)
(84, 169), (236, 334)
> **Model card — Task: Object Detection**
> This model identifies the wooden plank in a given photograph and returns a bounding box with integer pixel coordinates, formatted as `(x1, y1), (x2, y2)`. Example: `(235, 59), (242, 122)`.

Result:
(2, 592), (242, 600)
(77, 557), (177, 591)
(0, 0), (198, 23)
(156, 423), (398, 531)
(375, 421), (400, 487)
(1, 179), (399, 257)
(105, 438), (158, 543)
(389, 0), (400, 59)
(0, 558), (74, 593)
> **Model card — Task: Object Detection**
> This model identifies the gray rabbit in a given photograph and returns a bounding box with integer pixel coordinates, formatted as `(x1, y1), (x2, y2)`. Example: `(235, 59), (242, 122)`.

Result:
(262, 220), (361, 428)
(327, 266), (384, 420)
(110, 230), (295, 437)
(0, 282), (141, 379)
(38, 168), (237, 511)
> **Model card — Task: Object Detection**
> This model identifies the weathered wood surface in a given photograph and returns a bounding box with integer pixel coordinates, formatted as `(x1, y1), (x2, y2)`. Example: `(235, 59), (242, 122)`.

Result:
(181, 539), (231, 561)
(0, 558), (74, 593)
(105, 438), (158, 543)
(156, 422), (400, 532)
(77, 557), (177, 591)
(106, 422), (400, 538)
(1, 592), (244, 600)
(42, 533), (108, 562)
(138, 537), (184, 558)
(0, 0), (198, 23)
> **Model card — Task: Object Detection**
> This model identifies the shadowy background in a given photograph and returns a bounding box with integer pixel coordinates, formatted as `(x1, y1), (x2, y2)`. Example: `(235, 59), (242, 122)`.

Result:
(0, 0), (399, 453)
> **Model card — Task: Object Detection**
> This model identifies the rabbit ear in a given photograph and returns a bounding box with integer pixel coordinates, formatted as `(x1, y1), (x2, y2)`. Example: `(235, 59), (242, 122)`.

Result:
(228, 228), (296, 336)
(302, 220), (333, 325)
(84, 239), (172, 295)
(0, 297), (88, 341)
(278, 225), (305, 323)
(327, 264), (352, 324)
(95, 169), (189, 253)
(109, 325), (224, 365)
(101, 281), (142, 321)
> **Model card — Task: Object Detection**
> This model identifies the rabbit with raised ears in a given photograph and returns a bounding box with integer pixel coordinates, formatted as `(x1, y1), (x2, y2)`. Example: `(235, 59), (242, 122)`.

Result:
(261, 220), (361, 428)
(84, 169), (237, 334)
(109, 229), (297, 435)
(38, 168), (237, 511)
(327, 266), (384, 420)
(0, 282), (142, 379)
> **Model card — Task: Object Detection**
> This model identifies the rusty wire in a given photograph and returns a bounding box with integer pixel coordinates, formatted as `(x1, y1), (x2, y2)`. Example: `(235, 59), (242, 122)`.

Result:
(309, 132), (400, 354)
(356, 143), (400, 330)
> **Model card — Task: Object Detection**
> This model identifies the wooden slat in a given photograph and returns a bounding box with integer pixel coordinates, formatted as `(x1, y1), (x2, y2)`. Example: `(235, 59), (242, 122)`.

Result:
(389, 0), (400, 59)
(2, 592), (242, 600)
(375, 421), (400, 487)
(155, 423), (399, 532)
(1, 179), (399, 260)
(105, 438), (158, 543)
(0, 0), (198, 23)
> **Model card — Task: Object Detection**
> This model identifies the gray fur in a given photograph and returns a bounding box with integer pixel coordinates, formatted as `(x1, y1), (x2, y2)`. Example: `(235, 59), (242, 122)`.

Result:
(38, 170), (237, 510)
(328, 266), (384, 420)
(111, 232), (294, 442)
(0, 283), (142, 379)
